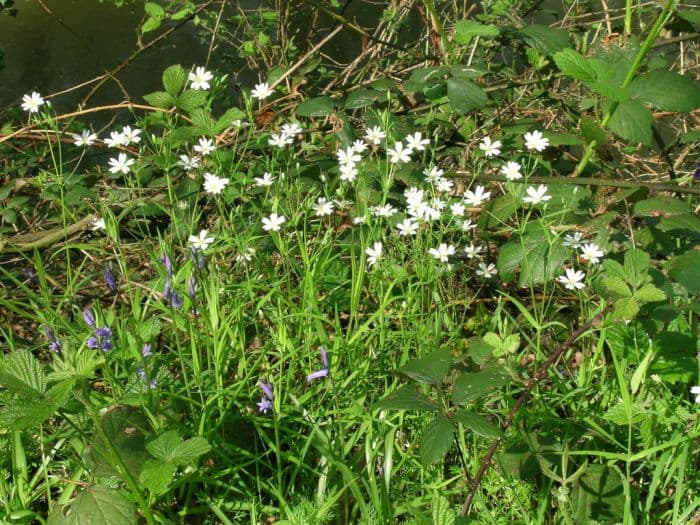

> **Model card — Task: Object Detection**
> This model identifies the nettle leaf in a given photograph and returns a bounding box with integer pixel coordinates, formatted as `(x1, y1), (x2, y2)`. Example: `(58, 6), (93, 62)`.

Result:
(215, 107), (246, 132)
(454, 409), (502, 438)
(666, 251), (700, 294)
(168, 437), (211, 465)
(146, 430), (181, 460)
(143, 91), (175, 109)
(397, 347), (452, 385)
(446, 78), (488, 115)
(419, 414), (454, 467)
(0, 350), (46, 397)
(581, 116), (609, 145)
(296, 96), (335, 117)
(601, 275), (632, 298)
(176, 90), (207, 112)
(432, 494), (456, 525)
(139, 459), (176, 495)
(482, 333), (520, 357)
(0, 397), (56, 430)
(519, 24), (570, 55)
(453, 20), (499, 45)
(633, 284), (666, 304)
(162, 64), (187, 96)
(606, 99), (653, 146)
(630, 71), (700, 112)
(48, 485), (136, 525)
(623, 249), (651, 289)
(451, 367), (510, 405)
(553, 48), (597, 82)
(612, 297), (640, 321)
(373, 385), (437, 412)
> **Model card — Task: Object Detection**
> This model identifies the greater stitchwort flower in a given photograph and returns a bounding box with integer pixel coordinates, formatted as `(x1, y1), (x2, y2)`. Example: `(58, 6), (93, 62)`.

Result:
(203, 173), (229, 195)
(387, 141), (412, 164)
(429, 243), (456, 263)
(524, 130), (549, 152)
(479, 136), (502, 157)
(364, 126), (386, 145)
(562, 232), (584, 249)
(396, 218), (419, 236)
(71, 129), (98, 147)
(262, 213), (286, 232)
(108, 153), (135, 175)
(21, 92), (45, 113)
(500, 161), (523, 180)
(464, 185), (491, 207)
(189, 66), (213, 90)
(254, 172), (275, 187)
(557, 268), (586, 290)
(194, 137), (216, 156)
(251, 82), (274, 100)
(406, 132), (430, 151)
(690, 386), (700, 404)
(476, 262), (498, 279)
(523, 184), (551, 205)
(579, 243), (604, 264)
(365, 242), (382, 267)
(313, 197), (335, 217)
(188, 229), (215, 251)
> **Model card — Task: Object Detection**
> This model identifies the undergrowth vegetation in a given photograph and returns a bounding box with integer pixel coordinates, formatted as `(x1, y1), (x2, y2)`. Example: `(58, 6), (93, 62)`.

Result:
(0, 0), (699, 523)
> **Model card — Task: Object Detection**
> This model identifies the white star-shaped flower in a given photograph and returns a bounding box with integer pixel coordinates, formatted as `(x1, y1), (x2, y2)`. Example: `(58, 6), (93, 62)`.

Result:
(500, 161), (522, 180)
(476, 262), (497, 278)
(429, 243), (456, 263)
(104, 131), (126, 148)
(372, 204), (398, 218)
(313, 197), (335, 217)
(120, 125), (142, 145)
(364, 126), (386, 145)
(450, 202), (466, 217)
(71, 129), (98, 147)
(523, 184), (552, 205)
(351, 139), (368, 153)
(339, 164), (358, 182)
(194, 137), (216, 156)
(251, 82), (274, 100)
(188, 229), (215, 251)
(108, 153), (135, 174)
(387, 141), (412, 164)
(262, 213), (286, 232)
(406, 132), (430, 151)
(396, 218), (419, 236)
(436, 178), (454, 193)
(281, 122), (302, 138)
(268, 132), (293, 148)
(464, 185), (491, 207)
(464, 243), (484, 259)
(557, 268), (586, 290)
(562, 232), (584, 249)
(254, 172), (274, 187)
(479, 136), (502, 158)
(423, 166), (444, 183)
(21, 92), (45, 113)
(365, 242), (383, 267)
(178, 154), (200, 171)
(203, 173), (229, 195)
(189, 66), (213, 90)
(337, 147), (361, 166)
(579, 243), (604, 264)
(91, 217), (106, 231)
(524, 130), (549, 152)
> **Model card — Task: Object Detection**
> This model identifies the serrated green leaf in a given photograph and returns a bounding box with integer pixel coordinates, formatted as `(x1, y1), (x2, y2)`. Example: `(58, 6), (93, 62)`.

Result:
(446, 78), (488, 115)
(189, 108), (215, 135)
(634, 197), (688, 216)
(454, 409), (502, 438)
(633, 284), (666, 303)
(162, 65), (187, 96)
(0, 350), (46, 396)
(47, 485), (137, 525)
(139, 459), (176, 495)
(666, 251), (700, 294)
(553, 48), (597, 82)
(606, 99), (653, 146)
(146, 430), (181, 460)
(451, 367), (509, 405)
(296, 96), (335, 117)
(419, 414), (454, 467)
(144, 2), (165, 19)
(176, 90), (207, 112)
(344, 89), (379, 110)
(432, 494), (456, 525)
(520, 25), (570, 55)
(143, 91), (175, 109)
(601, 259), (626, 281)
(630, 71), (700, 112)
(167, 436), (211, 464)
(612, 297), (640, 321)
(453, 20), (499, 45)
(0, 397), (56, 430)
(602, 275), (632, 298)
(373, 385), (437, 412)
(624, 249), (651, 289)
(397, 347), (452, 385)
(215, 107), (246, 132)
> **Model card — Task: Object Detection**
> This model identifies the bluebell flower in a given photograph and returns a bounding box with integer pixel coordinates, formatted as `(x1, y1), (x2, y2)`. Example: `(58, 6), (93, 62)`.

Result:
(694, 164), (700, 181)
(257, 397), (273, 413)
(86, 336), (99, 349)
(83, 308), (95, 327)
(137, 367), (147, 381)
(142, 343), (152, 357)
(306, 346), (330, 383)
(45, 326), (61, 353)
(259, 381), (274, 401)
(162, 254), (173, 280)
(103, 267), (118, 294)
(188, 277), (197, 302)
(170, 291), (183, 309)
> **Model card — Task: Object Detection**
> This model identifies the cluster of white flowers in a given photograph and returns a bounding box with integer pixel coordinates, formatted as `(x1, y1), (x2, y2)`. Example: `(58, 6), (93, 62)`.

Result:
(104, 125), (142, 148)
(269, 121), (302, 149)
(555, 235), (605, 290)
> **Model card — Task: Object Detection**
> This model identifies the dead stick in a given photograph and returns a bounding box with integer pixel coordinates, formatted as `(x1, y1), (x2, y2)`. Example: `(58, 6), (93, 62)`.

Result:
(458, 305), (612, 517)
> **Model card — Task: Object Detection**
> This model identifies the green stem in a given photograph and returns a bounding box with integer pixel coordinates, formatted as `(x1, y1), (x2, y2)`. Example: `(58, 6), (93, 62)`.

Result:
(77, 392), (156, 525)
(424, 0), (455, 64)
(574, 0), (678, 176)
(11, 430), (28, 507)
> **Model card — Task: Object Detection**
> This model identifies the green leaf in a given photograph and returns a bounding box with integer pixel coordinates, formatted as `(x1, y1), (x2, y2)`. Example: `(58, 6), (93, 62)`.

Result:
(162, 65), (187, 96)
(580, 116), (608, 145)
(571, 465), (624, 523)
(144, 2), (165, 19)
(0, 397), (57, 430)
(189, 108), (215, 135)
(139, 459), (176, 495)
(397, 347), (452, 385)
(344, 89), (379, 110)
(373, 385), (437, 412)
(678, 9), (700, 26)
(612, 297), (640, 321)
(481, 195), (518, 229)
(666, 251), (700, 294)
(649, 331), (696, 383)
(419, 414), (454, 467)
(519, 25), (570, 55)
(601, 275), (632, 298)
(146, 430), (181, 461)
(633, 284), (666, 304)
(215, 107), (247, 132)
(453, 20), (499, 45)
(553, 48), (597, 82)
(48, 485), (137, 525)
(0, 350), (46, 396)
(296, 96), (335, 117)
(630, 71), (700, 112)
(446, 78), (488, 115)
(634, 197), (688, 216)
(454, 409), (502, 438)
(176, 90), (207, 112)
(606, 99), (653, 146)
(624, 249), (651, 289)
(451, 367), (510, 405)
(141, 17), (161, 34)
(601, 259), (626, 281)
(167, 436), (211, 465)
(432, 494), (456, 525)
(143, 91), (175, 109)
